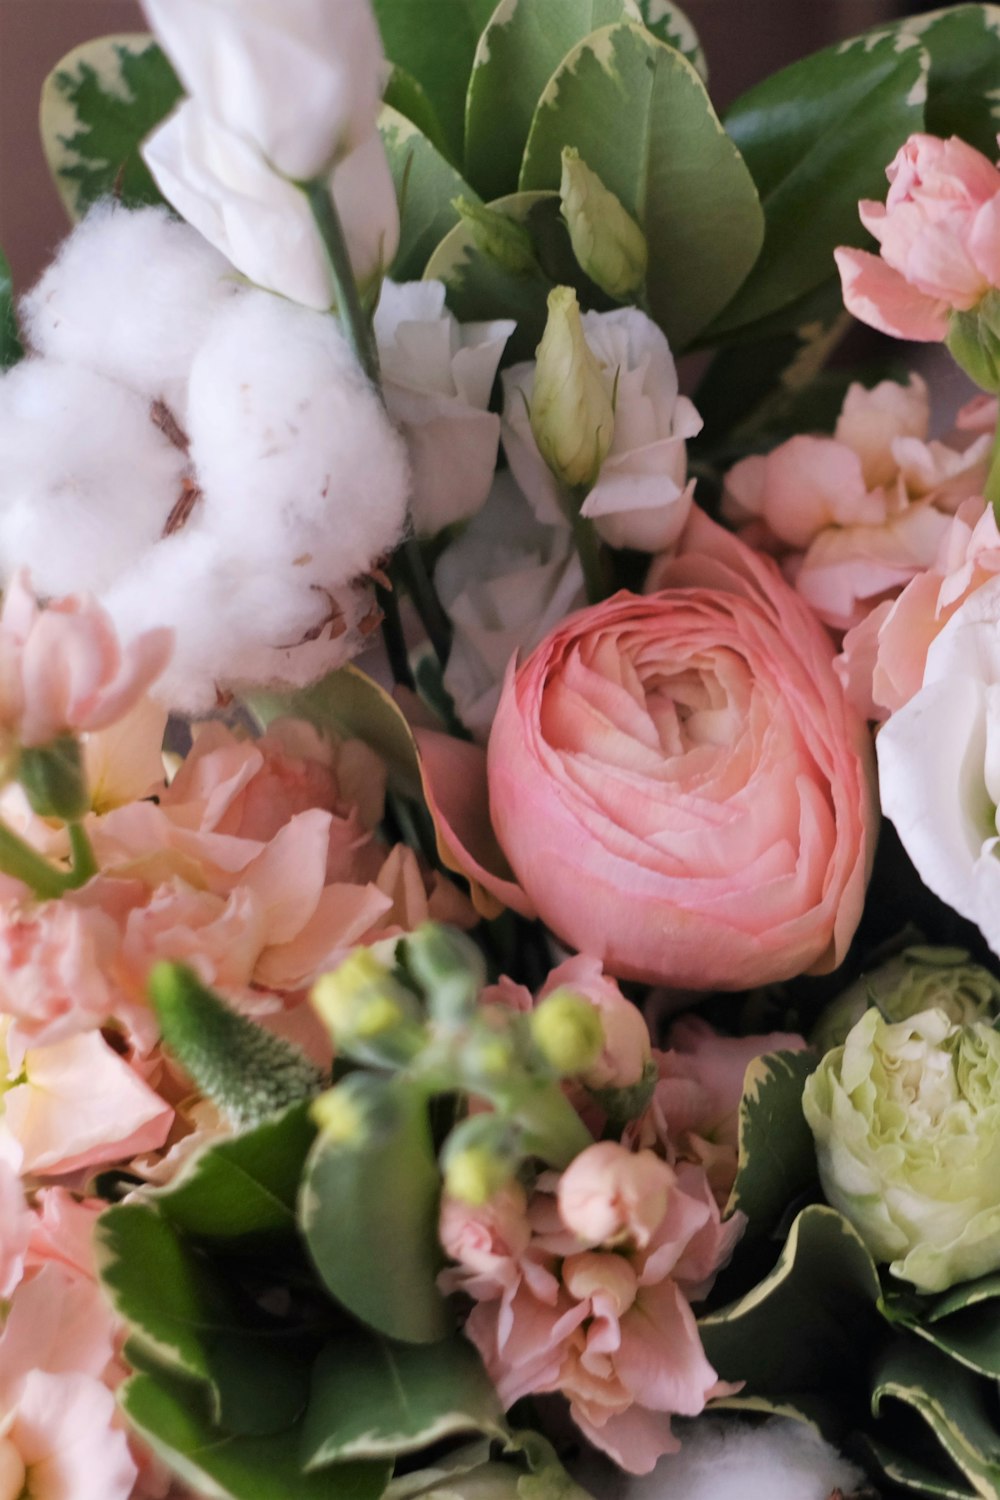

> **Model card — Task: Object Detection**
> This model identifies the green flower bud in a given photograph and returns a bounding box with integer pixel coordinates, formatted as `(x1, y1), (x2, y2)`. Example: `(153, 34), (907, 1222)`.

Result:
(530, 988), (604, 1077)
(803, 1006), (1000, 1292)
(810, 946), (1000, 1054)
(312, 1073), (401, 1146)
(946, 289), (1000, 393)
(311, 951), (425, 1067)
(559, 147), (648, 300)
(454, 196), (540, 277)
(530, 286), (614, 493)
(18, 736), (88, 821)
(402, 923), (487, 1025)
(441, 1114), (519, 1204)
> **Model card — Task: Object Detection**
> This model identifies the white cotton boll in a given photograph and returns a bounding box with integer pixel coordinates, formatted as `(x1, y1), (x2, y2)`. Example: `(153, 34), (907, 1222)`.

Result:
(20, 203), (236, 410)
(618, 1419), (865, 1500)
(187, 289), (409, 585)
(0, 359), (186, 597)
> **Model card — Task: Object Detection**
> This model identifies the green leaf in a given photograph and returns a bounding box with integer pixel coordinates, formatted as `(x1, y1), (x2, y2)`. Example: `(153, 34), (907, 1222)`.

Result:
(97, 1204), (309, 1436)
(889, 5), (1000, 158)
(371, 0), (499, 166)
(383, 67), (451, 158)
(300, 1079), (450, 1344)
(519, 23), (764, 349)
(464, 0), (642, 201)
(302, 1333), (503, 1466)
(0, 248), (21, 369)
(40, 33), (182, 219)
(631, 0), (706, 77)
(150, 1103), (317, 1245)
(123, 1373), (391, 1500)
(150, 964), (324, 1130)
(871, 1336), (1000, 1495)
(424, 190), (558, 362)
(882, 1272), (1000, 1380)
(862, 1434), (980, 1500)
(699, 1206), (882, 1404)
(380, 105), (481, 283)
(709, 30), (928, 338)
(725, 1049), (819, 1238)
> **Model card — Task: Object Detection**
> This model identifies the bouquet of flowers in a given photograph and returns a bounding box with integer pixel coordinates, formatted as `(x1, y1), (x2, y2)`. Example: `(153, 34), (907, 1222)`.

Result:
(7, 1), (1000, 1496)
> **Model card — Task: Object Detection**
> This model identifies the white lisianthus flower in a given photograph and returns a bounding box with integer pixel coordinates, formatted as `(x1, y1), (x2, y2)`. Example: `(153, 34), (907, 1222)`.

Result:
(877, 573), (1000, 956)
(142, 0), (385, 179)
(501, 306), (703, 552)
(143, 103), (398, 308)
(435, 474), (584, 740)
(374, 280), (515, 536)
(804, 1006), (1000, 1292)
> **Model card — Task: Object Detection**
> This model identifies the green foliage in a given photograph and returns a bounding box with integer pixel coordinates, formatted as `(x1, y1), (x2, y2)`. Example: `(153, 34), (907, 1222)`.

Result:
(380, 105), (481, 283)
(0, 248), (21, 369)
(40, 34), (181, 219)
(630, 0), (706, 74)
(895, 4), (1000, 156)
(871, 1339), (1000, 1496)
(519, 23), (764, 349)
(725, 1049), (818, 1238)
(150, 964), (325, 1129)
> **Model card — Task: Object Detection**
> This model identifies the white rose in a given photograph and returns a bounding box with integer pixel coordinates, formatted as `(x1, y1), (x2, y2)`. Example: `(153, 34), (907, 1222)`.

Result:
(501, 306), (702, 552)
(374, 281), (515, 536)
(435, 474), (585, 740)
(143, 103), (398, 309)
(877, 573), (1000, 956)
(142, 0), (384, 178)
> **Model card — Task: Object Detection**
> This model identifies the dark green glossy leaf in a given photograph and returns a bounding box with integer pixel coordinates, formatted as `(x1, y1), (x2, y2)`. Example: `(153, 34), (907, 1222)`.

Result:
(899, 5), (1000, 157)
(383, 67), (451, 158)
(862, 1434), (979, 1500)
(711, 31), (928, 337)
(725, 1048), (818, 1238)
(123, 1373), (391, 1500)
(300, 1080), (450, 1344)
(40, 34), (182, 219)
(872, 1337), (1000, 1495)
(379, 105), (480, 282)
(519, 23), (763, 348)
(302, 1334), (502, 1466)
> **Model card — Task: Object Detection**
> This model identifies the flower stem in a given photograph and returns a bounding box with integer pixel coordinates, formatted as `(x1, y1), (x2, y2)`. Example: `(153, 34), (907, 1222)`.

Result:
(65, 823), (97, 889)
(0, 819), (77, 900)
(304, 180), (452, 670)
(986, 419), (1000, 520)
(570, 508), (608, 606)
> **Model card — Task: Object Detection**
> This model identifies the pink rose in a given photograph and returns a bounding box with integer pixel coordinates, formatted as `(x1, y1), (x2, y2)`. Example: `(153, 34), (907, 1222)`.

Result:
(488, 508), (876, 989)
(835, 133), (1000, 340)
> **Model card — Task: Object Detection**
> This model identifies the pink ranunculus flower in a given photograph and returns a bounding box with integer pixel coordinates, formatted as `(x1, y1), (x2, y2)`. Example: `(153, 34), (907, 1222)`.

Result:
(835, 132), (1000, 340)
(488, 507), (877, 990)
(0, 571), (172, 749)
(723, 376), (991, 632)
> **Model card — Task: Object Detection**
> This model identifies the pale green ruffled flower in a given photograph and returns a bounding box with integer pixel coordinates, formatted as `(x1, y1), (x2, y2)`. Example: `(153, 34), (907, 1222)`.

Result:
(810, 946), (1000, 1054)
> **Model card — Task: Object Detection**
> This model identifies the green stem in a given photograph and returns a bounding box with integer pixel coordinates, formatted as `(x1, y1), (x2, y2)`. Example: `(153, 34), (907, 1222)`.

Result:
(397, 539), (452, 665)
(65, 822), (97, 889)
(376, 581), (414, 691)
(986, 420), (1000, 520)
(570, 508), (608, 606)
(0, 819), (76, 900)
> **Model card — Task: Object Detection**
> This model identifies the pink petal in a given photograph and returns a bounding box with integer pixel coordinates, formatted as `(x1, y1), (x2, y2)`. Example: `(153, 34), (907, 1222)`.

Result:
(834, 246), (950, 340)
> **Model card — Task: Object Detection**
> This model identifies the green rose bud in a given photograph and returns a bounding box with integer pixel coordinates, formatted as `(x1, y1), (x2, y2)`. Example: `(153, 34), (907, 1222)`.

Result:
(803, 1006), (1000, 1292)
(454, 196), (540, 277)
(559, 147), (648, 300)
(810, 946), (1000, 1054)
(529, 286), (615, 494)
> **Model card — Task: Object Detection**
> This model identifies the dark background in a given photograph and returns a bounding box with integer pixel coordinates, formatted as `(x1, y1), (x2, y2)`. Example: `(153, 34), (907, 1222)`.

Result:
(0, 0), (941, 294)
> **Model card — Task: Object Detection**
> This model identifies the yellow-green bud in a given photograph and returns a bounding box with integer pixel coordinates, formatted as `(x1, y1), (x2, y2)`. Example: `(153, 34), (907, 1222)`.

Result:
(312, 1074), (400, 1145)
(311, 951), (425, 1066)
(444, 1145), (514, 1205)
(530, 989), (604, 1077)
(312, 1086), (365, 1144)
(530, 286), (614, 493)
(403, 923), (486, 1024)
(454, 196), (539, 277)
(560, 147), (648, 300)
(311, 951), (395, 1033)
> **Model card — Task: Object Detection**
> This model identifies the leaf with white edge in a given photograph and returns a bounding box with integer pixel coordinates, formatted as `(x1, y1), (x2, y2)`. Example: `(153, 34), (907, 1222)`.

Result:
(372, 0), (499, 166)
(862, 1434), (980, 1500)
(0, 249), (21, 369)
(631, 0), (706, 77)
(879, 5), (1000, 159)
(725, 1048), (819, 1237)
(96, 1204), (309, 1436)
(709, 30), (928, 338)
(383, 67), (451, 158)
(464, 0), (643, 201)
(519, 23), (764, 349)
(698, 1206), (882, 1400)
(150, 1103), (317, 1245)
(871, 1337), (1000, 1495)
(300, 1079), (450, 1344)
(882, 1271), (1000, 1380)
(380, 105), (481, 283)
(40, 33), (182, 220)
(424, 190), (556, 360)
(302, 1334), (503, 1466)
(122, 1374), (391, 1500)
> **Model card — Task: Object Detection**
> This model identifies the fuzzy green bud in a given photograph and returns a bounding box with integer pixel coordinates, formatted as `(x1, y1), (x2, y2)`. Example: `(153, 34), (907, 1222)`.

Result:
(560, 147), (647, 300)
(441, 1114), (519, 1204)
(811, 946), (1000, 1055)
(530, 286), (614, 493)
(311, 951), (425, 1066)
(19, 736), (89, 821)
(402, 923), (487, 1025)
(455, 196), (539, 277)
(530, 988), (604, 1077)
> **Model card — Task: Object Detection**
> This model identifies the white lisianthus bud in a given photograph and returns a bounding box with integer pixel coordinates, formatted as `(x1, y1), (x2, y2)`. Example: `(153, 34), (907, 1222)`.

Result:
(503, 305), (702, 552)
(374, 280), (514, 536)
(560, 147), (648, 300)
(143, 103), (398, 309)
(527, 286), (614, 495)
(142, 0), (385, 179)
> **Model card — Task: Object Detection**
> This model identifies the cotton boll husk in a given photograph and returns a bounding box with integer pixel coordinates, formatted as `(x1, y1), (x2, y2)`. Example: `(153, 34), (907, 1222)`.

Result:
(617, 1419), (865, 1500)
(187, 289), (409, 583)
(0, 359), (186, 597)
(20, 203), (236, 410)
(102, 528), (366, 713)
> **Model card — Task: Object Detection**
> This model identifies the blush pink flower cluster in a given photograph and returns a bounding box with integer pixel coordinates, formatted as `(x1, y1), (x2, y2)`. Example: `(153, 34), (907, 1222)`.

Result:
(723, 378), (991, 631)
